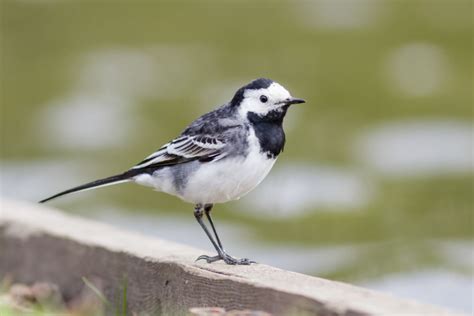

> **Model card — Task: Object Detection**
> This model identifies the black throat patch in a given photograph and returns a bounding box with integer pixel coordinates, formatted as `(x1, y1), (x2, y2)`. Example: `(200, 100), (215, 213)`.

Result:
(247, 106), (289, 159)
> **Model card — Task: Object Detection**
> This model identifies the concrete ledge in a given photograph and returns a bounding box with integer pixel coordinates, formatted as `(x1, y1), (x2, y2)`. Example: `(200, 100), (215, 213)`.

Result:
(0, 199), (463, 315)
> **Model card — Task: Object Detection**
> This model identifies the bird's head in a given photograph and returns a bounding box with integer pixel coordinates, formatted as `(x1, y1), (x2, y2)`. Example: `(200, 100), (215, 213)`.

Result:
(231, 78), (305, 120)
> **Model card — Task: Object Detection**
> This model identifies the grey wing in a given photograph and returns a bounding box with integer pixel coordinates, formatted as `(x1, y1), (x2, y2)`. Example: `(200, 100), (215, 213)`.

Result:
(131, 135), (228, 170)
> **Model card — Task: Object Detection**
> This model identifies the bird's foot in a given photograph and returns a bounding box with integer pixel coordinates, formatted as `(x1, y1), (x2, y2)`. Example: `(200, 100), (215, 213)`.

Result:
(196, 253), (256, 265)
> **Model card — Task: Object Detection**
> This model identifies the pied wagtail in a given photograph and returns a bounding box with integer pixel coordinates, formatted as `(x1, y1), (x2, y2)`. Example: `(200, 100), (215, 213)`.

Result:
(40, 78), (305, 265)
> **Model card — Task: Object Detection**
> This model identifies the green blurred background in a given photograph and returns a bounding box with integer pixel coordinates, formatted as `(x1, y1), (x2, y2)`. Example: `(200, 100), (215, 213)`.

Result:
(1, 0), (472, 312)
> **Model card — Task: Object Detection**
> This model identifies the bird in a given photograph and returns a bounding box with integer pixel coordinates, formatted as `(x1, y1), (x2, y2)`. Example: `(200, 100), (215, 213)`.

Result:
(40, 78), (305, 265)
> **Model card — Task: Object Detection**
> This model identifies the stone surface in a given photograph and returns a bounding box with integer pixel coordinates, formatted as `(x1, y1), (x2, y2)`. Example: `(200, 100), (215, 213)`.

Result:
(0, 199), (464, 316)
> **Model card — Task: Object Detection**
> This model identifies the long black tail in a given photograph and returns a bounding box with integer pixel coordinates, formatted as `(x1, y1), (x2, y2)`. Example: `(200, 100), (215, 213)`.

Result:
(39, 171), (135, 203)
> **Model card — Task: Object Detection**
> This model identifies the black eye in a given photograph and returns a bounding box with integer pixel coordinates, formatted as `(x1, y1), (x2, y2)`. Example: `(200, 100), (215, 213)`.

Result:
(260, 95), (268, 103)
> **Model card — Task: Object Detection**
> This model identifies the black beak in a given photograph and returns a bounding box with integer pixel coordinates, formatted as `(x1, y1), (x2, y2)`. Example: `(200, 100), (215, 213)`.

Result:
(285, 97), (306, 105)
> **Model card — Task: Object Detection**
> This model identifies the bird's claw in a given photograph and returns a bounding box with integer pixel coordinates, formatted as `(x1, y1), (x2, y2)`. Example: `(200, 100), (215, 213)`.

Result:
(195, 254), (256, 265)
(195, 255), (221, 263)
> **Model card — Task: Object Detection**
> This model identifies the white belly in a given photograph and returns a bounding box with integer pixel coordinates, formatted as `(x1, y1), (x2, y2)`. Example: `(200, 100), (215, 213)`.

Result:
(134, 149), (276, 204)
(182, 151), (276, 204)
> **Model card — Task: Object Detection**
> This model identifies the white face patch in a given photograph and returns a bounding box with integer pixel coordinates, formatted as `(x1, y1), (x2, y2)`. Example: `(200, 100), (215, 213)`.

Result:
(238, 82), (292, 118)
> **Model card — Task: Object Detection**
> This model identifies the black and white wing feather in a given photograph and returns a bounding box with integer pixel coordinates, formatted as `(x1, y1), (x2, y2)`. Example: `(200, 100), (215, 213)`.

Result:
(131, 103), (244, 172)
(132, 135), (227, 170)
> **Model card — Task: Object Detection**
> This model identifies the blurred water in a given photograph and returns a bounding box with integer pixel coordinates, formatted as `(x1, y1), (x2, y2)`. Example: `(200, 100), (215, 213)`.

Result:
(297, 0), (382, 30)
(244, 164), (371, 217)
(362, 269), (473, 312)
(1, 160), (91, 201)
(385, 43), (449, 97)
(355, 120), (473, 176)
(1, 0), (472, 313)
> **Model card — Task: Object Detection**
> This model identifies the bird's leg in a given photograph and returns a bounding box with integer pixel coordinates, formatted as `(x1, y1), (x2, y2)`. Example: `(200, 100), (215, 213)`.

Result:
(194, 204), (255, 265)
(203, 204), (224, 250)
(193, 204), (223, 255)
